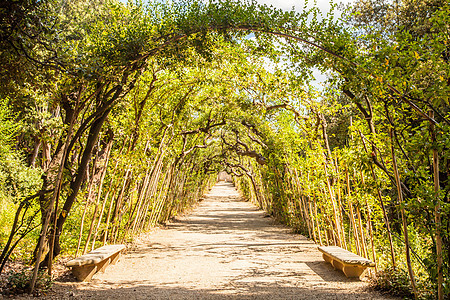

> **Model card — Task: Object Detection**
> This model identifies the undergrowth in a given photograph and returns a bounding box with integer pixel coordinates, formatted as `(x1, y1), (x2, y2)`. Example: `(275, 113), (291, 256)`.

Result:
(2, 268), (52, 296)
(370, 266), (438, 299)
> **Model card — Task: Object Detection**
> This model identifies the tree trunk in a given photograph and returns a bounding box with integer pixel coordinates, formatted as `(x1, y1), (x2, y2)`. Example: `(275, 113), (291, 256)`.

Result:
(30, 104), (77, 292)
(46, 107), (112, 263)
(29, 137), (41, 168)
(42, 140), (52, 171)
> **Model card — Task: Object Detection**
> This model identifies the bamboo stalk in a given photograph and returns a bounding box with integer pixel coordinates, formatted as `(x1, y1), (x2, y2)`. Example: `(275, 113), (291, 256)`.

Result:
(142, 157), (166, 229)
(31, 115), (75, 293)
(326, 216), (335, 246)
(150, 170), (170, 227)
(360, 169), (377, 270)
(83, 142), (112, 253)
(301, 195), (313, 237)
(76, 154), (99, 255)
(130, 141), (157, 234)
(120, 181), (141, 243)
(389, 128), (417, 299)
(111, 180), (131, 242)
(308, 199), (317, 243)
(335, 173), (347, 250)
(75, 200), (89, 257)
(104, 166), (131, 244)
(323, 161), (343, 247)
(346, 167), (361, 255)
(305, 171), (317, 243)
(358, 129), (396, 268)
(148, 164), (173, 229)
(135, 147), (166, 232)
(292, 168), (312, 237)
(365, 196), (377, 270)
(356, 206), (368, 258)
(124, 141), (153, 237)
(91, 189), (109, 250)
(113, 172), (134, 243)
(130, 174), (150, 235)
(430, 111), (443, 300)
(313, 193), (323, 245)
(101, 180), (120, 245)
(92, 140), (128, 248)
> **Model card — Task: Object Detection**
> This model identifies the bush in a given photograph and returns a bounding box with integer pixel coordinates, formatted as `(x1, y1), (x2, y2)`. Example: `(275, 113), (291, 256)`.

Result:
(0, 97), (42, 250)
(370, 266), (414, 299)
(3, 268), (52, 296)
(0, 97), (42, 202)
(0, 152), (42, 200)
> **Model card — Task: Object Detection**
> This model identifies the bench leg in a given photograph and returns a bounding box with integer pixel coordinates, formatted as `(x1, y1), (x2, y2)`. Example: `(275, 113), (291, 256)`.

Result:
(96, 258), (111, 273)
(110, 251), (122, 265)
(322, 253), (333, 264)
(71, 265), (98, 282)
(342, 265), (366, 278)
(331, 259), (344, 272)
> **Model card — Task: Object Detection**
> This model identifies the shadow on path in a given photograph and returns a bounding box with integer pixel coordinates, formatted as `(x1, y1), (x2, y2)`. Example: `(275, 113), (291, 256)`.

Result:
(43, 182), (393, 300)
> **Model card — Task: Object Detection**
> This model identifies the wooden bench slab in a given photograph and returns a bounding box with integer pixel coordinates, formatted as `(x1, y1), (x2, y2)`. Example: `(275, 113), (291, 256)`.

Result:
(67, 244), (125, 282)
(318, 246), (375, 279)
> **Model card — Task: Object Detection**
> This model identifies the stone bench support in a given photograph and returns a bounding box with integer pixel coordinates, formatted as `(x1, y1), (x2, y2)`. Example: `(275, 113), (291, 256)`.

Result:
(318, 246), (375, 279)
(67, 244), (126, 282)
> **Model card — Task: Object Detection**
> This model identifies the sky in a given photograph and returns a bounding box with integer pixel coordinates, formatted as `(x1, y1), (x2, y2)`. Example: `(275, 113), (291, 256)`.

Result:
(250, 0), (355, 87)
(255, 0), (354, 14)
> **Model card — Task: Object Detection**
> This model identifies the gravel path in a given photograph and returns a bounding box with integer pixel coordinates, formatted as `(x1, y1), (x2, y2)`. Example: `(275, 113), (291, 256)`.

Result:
(44, 182), (393, 299)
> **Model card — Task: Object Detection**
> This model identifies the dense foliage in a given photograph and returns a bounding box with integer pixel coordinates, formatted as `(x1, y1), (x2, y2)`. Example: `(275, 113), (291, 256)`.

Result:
(0, 0), (448, 298)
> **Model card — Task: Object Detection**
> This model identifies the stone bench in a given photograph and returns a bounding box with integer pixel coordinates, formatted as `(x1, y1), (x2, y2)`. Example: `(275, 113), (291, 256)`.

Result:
(67, 244), (126, 282)
(318, 246), (375, 279)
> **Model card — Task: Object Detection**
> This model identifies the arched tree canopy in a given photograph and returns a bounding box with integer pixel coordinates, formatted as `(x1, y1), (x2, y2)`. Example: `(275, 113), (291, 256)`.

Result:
(0, 0), (449, 297)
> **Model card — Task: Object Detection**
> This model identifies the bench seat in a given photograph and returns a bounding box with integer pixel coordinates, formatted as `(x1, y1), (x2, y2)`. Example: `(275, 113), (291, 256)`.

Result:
(67, 244), (126, 282)
(318, 246), (375, 279)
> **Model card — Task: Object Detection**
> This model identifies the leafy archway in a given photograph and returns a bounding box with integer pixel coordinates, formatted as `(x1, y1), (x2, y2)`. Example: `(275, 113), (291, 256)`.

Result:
(0, 0), (449, 297)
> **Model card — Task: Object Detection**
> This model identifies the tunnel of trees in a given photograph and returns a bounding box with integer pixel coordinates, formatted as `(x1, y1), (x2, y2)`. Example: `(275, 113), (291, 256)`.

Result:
(0, 0), (449, 298)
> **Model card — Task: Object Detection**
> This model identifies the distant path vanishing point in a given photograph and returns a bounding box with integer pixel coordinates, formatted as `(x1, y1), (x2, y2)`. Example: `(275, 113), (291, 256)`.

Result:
(43, 182), (394, 299)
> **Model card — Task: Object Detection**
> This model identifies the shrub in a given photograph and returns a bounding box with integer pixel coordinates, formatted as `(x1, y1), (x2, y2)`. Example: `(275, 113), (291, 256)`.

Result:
(3, 268), (52, 296)
(371, 266), (414, 299)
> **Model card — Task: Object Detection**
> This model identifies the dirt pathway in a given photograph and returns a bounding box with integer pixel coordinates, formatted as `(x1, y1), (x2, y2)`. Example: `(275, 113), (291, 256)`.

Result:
(47, 182), (392, 299)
